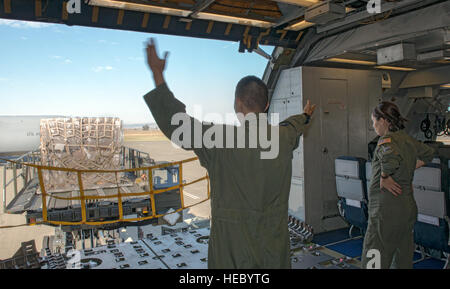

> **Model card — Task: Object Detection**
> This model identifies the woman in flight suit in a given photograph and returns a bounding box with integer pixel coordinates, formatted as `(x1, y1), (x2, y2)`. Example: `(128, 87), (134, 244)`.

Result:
(361, 101), (435, 269)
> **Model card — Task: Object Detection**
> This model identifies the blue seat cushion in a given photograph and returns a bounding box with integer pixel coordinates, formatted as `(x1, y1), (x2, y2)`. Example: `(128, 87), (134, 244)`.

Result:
(414, 218), (450, 253)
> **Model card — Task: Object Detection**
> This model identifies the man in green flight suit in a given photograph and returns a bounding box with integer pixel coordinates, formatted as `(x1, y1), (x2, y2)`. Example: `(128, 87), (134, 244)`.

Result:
(143, 38), (316, 269)
(362, 102), (435, 269)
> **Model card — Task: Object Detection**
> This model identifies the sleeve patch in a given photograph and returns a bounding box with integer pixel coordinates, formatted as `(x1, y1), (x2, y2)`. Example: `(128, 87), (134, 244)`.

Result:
(378, 137), (391, 146)
(382, 145), (394, 154)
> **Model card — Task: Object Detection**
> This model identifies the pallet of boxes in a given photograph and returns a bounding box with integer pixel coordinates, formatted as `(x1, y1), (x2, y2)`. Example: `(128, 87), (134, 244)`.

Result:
(37, 117), (182, 226)
(39, 117), (125, 193)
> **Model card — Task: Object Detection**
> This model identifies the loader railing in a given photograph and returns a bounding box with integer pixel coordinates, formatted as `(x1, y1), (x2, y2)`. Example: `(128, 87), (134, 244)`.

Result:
(0, 156), (210, 227)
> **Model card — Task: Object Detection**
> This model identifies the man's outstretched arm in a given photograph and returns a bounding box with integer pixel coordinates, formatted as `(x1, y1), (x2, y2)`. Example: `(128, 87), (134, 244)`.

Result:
(280, 100), (317, 150)
(143, 38), (185, 140)
(143, 38), (213, 168)
(146, 38), (168, 87)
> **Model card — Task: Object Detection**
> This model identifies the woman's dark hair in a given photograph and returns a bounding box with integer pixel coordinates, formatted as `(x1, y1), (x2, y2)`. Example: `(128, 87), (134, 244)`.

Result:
(372, 101), (408, 131)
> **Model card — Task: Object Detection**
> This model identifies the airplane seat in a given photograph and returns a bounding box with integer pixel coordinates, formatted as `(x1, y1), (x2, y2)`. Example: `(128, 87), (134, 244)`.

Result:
(413, 159), (450, 254)
(335, 156), (368, 237)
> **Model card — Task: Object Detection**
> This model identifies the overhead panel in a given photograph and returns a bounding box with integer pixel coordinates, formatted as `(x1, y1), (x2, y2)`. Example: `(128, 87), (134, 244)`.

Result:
(315, 0), (425, 34)
(417, 50), (449, 62)
(90, 0), (192, 17)
(377, 43), (416, 65)
(3, 0), (446, 54)
(302, 1), (450, 64)
(407, 87), (434, 99)
(0, 0), (308, 49)
(304, 1), (346, 25)
(399, 66), (450, 89)
(89, 0), (275, 27)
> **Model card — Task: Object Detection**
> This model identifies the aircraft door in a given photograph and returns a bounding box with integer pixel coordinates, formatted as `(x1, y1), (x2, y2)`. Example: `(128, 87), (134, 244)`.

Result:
(319, 79), (349, 216)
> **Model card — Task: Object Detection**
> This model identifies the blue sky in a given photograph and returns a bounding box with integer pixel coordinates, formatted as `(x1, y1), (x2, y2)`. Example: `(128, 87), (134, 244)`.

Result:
(0, 19), (273, 124)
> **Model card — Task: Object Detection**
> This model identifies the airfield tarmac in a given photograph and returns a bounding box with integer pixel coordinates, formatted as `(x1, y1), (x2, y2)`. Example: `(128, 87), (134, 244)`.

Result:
(0, 129), (211, 260)
(0, 166), (55, 259)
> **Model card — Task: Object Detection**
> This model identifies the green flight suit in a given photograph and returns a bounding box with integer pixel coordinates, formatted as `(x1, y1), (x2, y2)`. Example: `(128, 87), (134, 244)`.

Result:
(361, 130), (435, 269)
(144, 83), (310, 269)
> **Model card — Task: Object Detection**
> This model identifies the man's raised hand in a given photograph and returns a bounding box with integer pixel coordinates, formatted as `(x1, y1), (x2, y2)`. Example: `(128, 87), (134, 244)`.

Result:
(145, 38), (169, 86)
(304, 100), (317, 116)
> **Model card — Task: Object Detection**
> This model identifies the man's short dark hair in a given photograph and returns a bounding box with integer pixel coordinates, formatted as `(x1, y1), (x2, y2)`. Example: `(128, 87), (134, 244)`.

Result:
(235, 76), (268, 112)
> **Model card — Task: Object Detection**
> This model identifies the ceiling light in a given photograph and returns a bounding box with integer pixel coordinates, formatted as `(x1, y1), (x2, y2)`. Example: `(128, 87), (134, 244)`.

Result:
(273, 0), (320, 7)
(285, 20), (315, 31)
(326, 58), (377, 66)
(195, 13), (272, 28)
(433, 59), (450, 64)
(375, 66), (416, 71)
